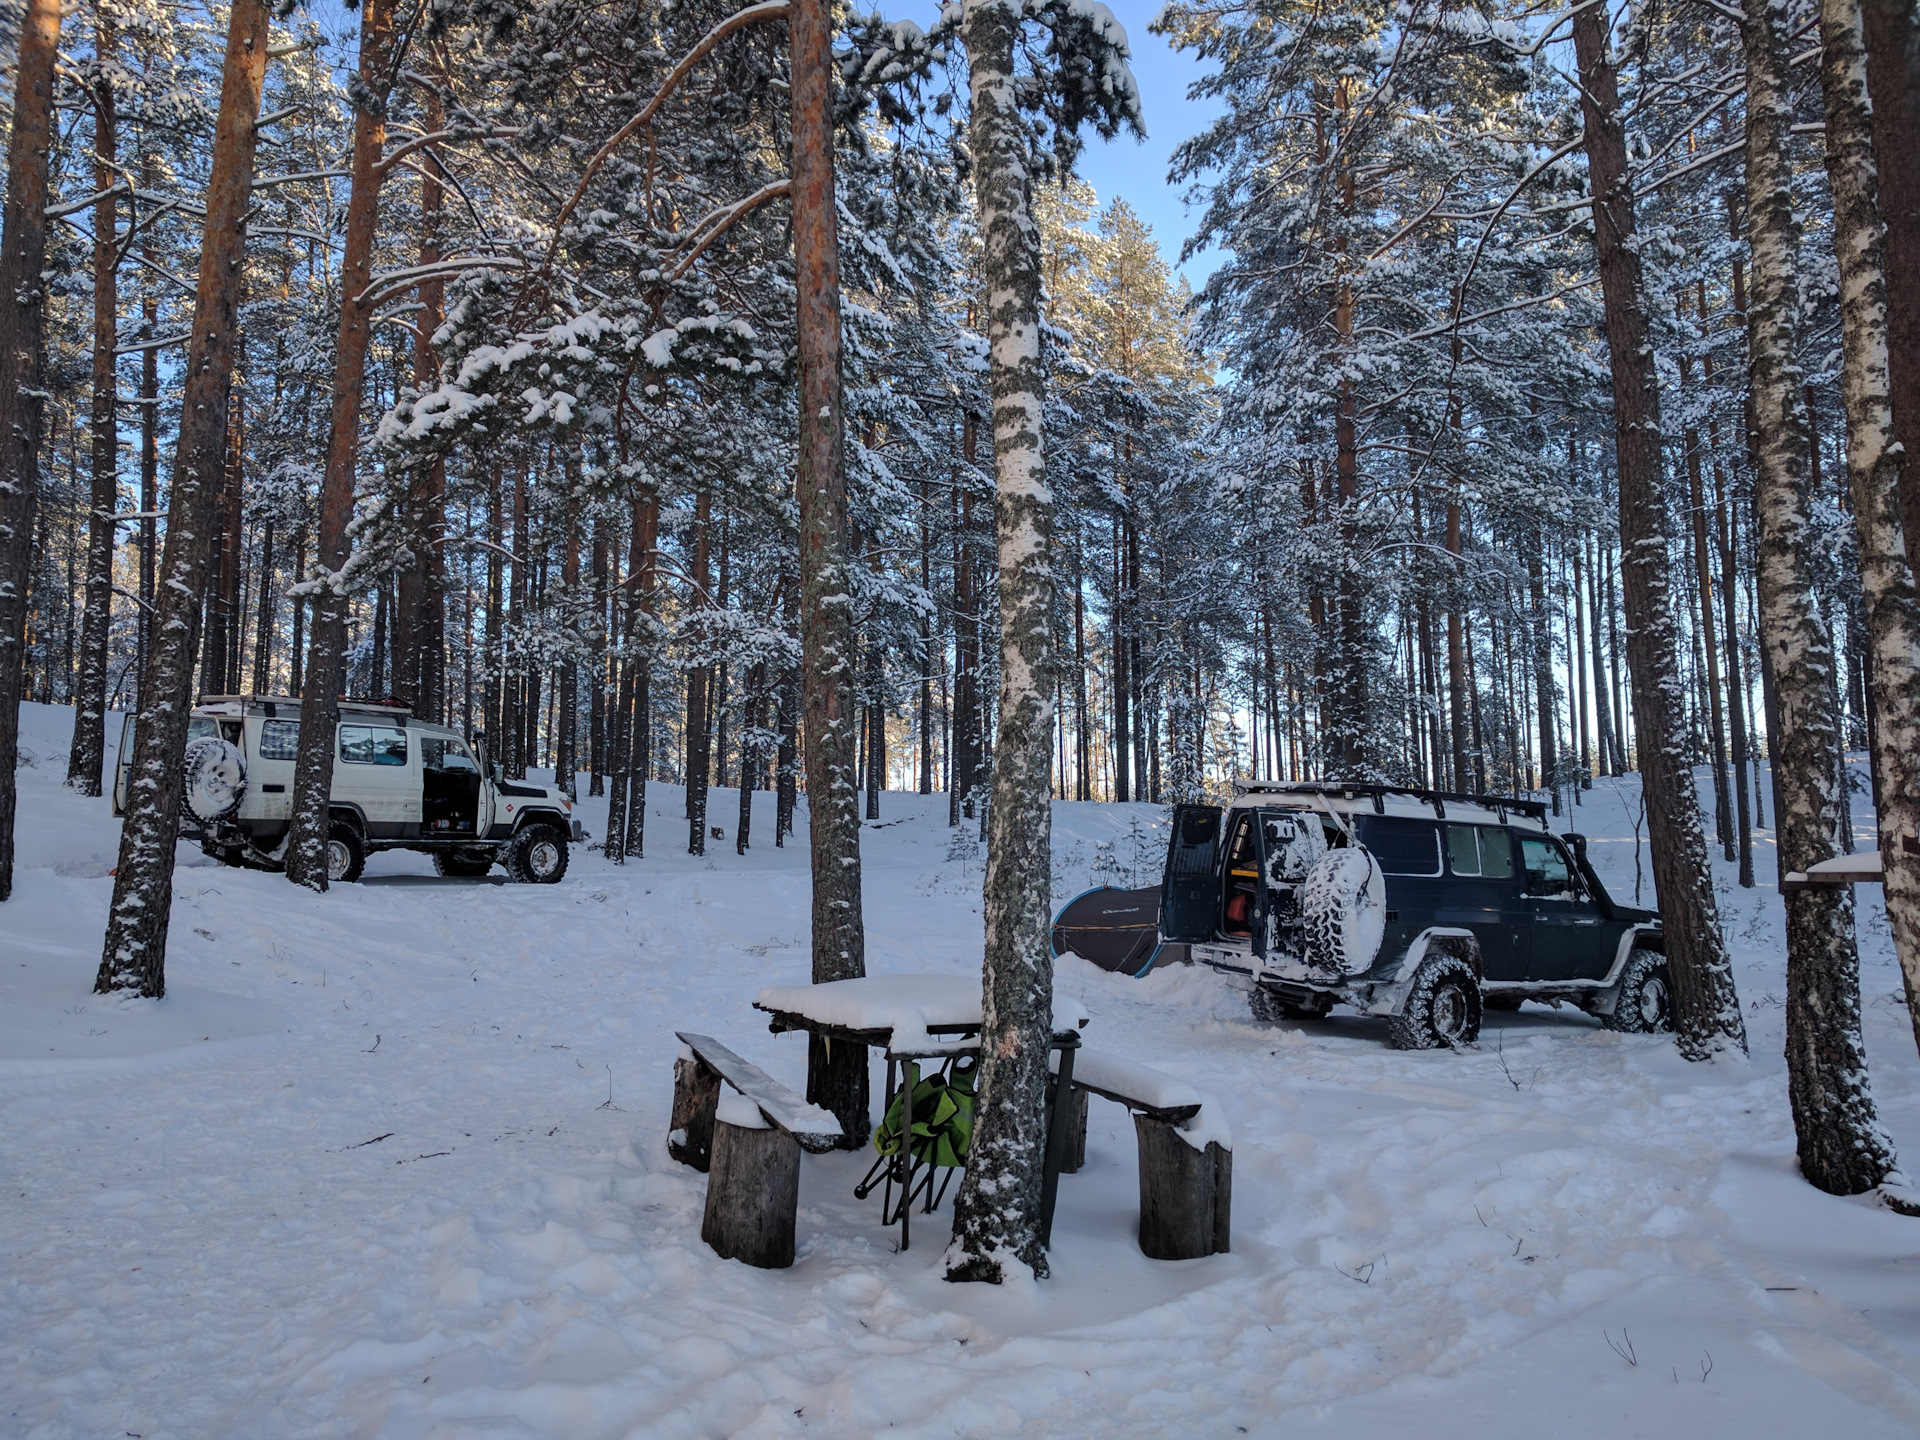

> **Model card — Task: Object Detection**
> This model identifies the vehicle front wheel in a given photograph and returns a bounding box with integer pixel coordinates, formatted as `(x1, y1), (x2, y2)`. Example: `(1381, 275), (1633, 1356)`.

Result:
(1387, 954), (1482, 1050)
(326, 823), (366, 884)
(504, 824), (568, 884)
(1602, 949), (1673, 1034)
(433, 848), (496, 878)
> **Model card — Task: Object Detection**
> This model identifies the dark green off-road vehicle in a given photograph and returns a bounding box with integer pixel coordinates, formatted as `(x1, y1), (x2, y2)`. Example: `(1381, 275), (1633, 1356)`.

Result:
(1160, 782), (1670, 1049)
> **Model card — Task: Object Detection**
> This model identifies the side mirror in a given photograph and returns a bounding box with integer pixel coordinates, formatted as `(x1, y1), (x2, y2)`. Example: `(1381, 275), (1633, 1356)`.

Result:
(492, 763), (504, 784)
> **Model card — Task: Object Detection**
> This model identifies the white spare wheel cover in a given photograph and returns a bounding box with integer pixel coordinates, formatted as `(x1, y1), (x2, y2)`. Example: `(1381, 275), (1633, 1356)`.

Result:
(1302, 844), (1388, 975)
(183, 736), (248, 823)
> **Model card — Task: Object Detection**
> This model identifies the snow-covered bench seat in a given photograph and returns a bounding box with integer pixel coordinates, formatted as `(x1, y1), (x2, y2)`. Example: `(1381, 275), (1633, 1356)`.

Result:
(671, 1032), (843, 1270)
(1051, 1046), (1232, 1261)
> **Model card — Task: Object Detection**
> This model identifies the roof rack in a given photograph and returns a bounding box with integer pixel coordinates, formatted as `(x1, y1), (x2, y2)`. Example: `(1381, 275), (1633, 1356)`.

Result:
(195, 694), (414, 719)
(1235, 779), (1550, 823)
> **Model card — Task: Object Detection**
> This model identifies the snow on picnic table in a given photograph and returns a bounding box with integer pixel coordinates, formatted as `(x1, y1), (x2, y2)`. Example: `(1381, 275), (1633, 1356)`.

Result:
(5, 698), (1920, 1438)
(753, 972), (1091, 1054)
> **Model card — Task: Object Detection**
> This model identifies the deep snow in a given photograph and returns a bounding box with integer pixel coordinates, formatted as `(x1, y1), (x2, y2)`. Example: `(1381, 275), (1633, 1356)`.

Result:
(5, 700), (1920, 1438)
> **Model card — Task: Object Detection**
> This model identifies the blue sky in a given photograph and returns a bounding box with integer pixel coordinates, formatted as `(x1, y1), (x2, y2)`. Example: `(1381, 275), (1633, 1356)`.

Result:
(1066, 0), (1226, 292)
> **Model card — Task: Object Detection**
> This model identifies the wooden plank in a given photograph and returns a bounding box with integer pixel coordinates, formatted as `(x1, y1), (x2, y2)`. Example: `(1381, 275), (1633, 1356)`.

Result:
(675, 1031), (844, 1152)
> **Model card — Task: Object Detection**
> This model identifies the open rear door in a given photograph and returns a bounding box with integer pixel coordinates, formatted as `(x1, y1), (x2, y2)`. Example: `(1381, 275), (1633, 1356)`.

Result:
(1159, 804), (1223, 943)
(112, 712), (135, 816)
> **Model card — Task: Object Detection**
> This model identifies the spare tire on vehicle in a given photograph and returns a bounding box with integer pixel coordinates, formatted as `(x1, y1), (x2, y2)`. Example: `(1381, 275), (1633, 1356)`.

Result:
(1301, 844), (1387, 976)
(182, 737), (247, 823)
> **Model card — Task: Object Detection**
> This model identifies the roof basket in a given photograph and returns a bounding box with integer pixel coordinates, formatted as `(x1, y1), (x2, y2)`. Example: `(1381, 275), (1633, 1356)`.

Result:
(1235, 779), (1550, 823)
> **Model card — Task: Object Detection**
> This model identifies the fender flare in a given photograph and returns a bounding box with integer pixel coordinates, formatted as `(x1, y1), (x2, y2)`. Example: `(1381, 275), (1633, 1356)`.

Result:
(327, 803), (369, 836)
(1361, 927), (1481, 1017)
(511, 807), (570, 836)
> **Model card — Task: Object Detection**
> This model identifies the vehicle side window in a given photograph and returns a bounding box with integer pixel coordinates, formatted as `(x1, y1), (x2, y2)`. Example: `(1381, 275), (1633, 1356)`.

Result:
(258, 720), (299, 761)
(1478, 827), (1514, 879)
(421, 737), (478, 773)
(1520, 836), (1572, 896)
(339, 724), (408, 766)
(1446, 825), (1481, 875)
(1364, 819), (1442, 876)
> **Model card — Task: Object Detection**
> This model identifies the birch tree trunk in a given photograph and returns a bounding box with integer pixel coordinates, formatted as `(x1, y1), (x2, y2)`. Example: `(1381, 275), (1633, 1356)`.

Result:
(1745, 0), (1899, 1195)
(1572, 3), (1746, 1057)
(69, 18), (117, 796)
(947, 0), (1056, 1284)
(1816, 0), (1920, 1062)
(95, 0), (269, 993)
(0, 0), (63, 899)
(790, 0), (868, 1145)
(287, 0), (394, 889)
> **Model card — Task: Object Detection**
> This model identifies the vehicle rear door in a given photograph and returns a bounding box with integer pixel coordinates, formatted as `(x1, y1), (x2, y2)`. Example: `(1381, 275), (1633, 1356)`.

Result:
(112, 713), (134, 815)
(1160, 804), (1223, 943)
(1521, 834), (1616, 981)
(1439, 823), (1528, 980)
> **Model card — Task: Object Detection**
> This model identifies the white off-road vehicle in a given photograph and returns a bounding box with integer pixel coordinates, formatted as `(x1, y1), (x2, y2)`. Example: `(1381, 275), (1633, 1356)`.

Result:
(1160, 782), (1667, 1048)
(113, 695), (582, 884)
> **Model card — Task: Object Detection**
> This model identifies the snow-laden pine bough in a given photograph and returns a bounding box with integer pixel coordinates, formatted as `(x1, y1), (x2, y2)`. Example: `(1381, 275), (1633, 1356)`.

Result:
(1165, 782), (1673, 1046)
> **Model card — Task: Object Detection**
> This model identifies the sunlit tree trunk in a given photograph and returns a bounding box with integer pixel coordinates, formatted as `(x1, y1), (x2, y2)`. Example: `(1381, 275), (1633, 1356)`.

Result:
(948, 0), (1056, 1284)
(1817, 0), (1920, 1062)
(1571, 2), (1746, 1057)
(69, 18), (119, 795)
(0, 0), (64, 898)
(95, 0), (269, 989)
(287, 0), (394, 889)
(1744, 0), (1899, 1196)
(790, 0), (869, 1144)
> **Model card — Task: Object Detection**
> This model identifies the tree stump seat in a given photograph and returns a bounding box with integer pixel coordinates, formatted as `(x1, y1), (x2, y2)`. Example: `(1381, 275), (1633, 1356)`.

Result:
(1050, 1047), (1232, 1260)
(670, 1032), (843, 1269)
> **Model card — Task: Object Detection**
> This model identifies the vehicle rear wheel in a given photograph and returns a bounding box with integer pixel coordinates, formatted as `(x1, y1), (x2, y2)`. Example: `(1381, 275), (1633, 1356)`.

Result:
(1388, 954), (1482, 1050)
(504, 824), (568, 884)
(433, 848), (496, 878)
(1602, 949), (1673, 1034)
(326, 823), (366, 884)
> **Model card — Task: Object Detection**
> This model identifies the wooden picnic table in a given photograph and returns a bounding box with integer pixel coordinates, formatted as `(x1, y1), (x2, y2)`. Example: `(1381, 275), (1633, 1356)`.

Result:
(753, 974), (1091, 1250)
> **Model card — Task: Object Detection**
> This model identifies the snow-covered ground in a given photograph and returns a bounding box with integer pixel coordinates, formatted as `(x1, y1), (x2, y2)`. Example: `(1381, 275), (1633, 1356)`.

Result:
(6, 699), (1920, 1438)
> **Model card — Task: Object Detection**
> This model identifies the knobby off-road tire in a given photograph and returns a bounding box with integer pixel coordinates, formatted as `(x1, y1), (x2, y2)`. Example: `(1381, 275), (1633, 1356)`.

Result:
(1388, 954), (1482, 1050)
(1601, 949), (1673, 1034)
(504, 824), (568, 884)
(1249, 986), (1334, 1023)
(433, 848), (496, 878)
(1302, 846), (1387, 977)
(326, 822), (366, 884)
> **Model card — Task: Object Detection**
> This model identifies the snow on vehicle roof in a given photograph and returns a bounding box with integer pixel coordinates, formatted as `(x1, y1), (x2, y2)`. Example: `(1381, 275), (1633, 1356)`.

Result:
(192, 695), (415, 721)
(1226, 781), (1550, 830)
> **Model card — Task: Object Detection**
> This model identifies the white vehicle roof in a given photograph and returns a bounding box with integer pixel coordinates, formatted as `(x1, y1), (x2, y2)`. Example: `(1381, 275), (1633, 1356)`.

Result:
(193, 694), (425, 725)
(1225, 781), (1552, 832)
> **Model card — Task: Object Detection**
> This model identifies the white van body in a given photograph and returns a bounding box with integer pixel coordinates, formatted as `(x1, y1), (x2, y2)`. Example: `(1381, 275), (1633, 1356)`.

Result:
(114, 695), (580, 882)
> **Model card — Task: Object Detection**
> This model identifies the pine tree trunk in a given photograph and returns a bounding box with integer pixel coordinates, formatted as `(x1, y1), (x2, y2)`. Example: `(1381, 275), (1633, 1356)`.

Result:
(1743, 0), (1899, 1194)
(947, 0), (1055, 1284)
(1817, 0), (1920, 1062)
(1572, 4), (1746, 1058)
(1860, 0), (1920, 577)
(0, 0), (64, 899)
(94, 0), (268, 989)
(69, 26), (118, 796)
(287, 0), (394, 889)
(251, 517), (274, 692)
(790, 0), (868, 1144)
(397, 91), (447, 723)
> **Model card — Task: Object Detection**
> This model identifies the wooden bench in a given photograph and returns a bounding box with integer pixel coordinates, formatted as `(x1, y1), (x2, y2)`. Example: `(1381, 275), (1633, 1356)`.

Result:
(1051, 1047), (1231, 1261)
(671, 1032), (844, 1269)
